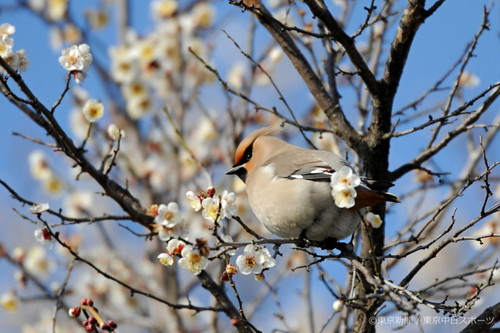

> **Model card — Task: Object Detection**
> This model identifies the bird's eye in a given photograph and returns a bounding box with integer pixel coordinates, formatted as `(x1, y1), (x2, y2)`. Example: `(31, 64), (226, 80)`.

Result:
(242, 145), (253, 163)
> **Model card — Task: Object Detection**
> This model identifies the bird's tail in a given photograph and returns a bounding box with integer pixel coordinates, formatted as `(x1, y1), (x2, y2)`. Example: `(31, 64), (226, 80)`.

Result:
(378, 191), (400, 203)
(355, 179), (400, 208)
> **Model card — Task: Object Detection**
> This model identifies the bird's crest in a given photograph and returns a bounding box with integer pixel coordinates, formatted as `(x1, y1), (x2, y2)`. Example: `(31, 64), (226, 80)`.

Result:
(234, 126), (282, 165)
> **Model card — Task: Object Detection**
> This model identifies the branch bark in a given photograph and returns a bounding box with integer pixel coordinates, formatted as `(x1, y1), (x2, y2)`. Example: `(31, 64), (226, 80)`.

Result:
(0, 56), (153, 229)
(460, 302), (500, 333)
(198, 271), (258, 332)
(235, 1), (363, 151)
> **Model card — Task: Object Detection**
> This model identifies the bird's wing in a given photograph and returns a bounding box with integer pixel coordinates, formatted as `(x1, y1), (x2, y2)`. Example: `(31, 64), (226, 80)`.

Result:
(265, 149), (399, 204)
(266, 150), (351, 182)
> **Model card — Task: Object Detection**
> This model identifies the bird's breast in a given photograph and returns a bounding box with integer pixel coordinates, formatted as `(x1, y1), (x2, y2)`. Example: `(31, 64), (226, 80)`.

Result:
(246, 166), (359, 240)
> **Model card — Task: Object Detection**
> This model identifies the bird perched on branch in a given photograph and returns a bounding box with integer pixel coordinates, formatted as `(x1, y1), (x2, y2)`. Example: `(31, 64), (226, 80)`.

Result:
(226, 126), (398, 242)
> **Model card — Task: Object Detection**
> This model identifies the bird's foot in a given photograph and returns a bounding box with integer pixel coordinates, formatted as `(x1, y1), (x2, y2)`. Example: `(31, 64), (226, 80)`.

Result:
(295, 229), (311, 248)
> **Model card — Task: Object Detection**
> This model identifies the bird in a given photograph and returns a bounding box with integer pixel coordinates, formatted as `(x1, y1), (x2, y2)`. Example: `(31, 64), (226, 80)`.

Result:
(226, 126), (399, 242)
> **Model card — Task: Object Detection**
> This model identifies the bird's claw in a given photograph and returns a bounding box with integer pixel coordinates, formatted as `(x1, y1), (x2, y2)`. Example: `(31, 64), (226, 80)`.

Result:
(295, 229), (311, 248)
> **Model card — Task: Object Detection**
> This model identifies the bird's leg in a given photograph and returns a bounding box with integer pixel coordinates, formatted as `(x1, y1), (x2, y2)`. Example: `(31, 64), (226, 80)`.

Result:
(295, 229), (311, 248)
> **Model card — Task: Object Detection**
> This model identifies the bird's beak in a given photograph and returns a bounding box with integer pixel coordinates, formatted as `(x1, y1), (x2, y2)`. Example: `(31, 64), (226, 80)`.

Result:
(226, 164), (244, 175)
(226, 164), (247, 182)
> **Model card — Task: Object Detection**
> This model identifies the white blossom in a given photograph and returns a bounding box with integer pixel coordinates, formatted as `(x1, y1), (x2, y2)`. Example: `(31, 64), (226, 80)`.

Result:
(155, 202), (182, 227)
(24, 246), (55, 279)
(227, 63), (245, 90)
(82, 99), (104, 122)
(0, 34), (13, 57)
(151, 0), (178, 21)
(365, 212), (383, 229)
(459, 71), (480, 88)
(201, 197), (220, 222)
(107, 124), (125, 141)
(178, 246), (208, 275)
(157, 253), (174, 266)
(330, 166), (361, 209)
(0, 292), (18, 311)
(158, 222), (183, 241)
(42, 173), (65, 196)
(221, 190), (237, 219)
(34, 228), (53, 249)
(58, 43), (93, 72)
(0, 23), (15, 36)
(186, 191), (202, 211)
(47, 0), (67, 21)
(191, 2), (215, 28)
(236, 244), (276, 275)
(472, 221), (499, 249)
(166, 239), (186, 255)
(29, 202), (50, 214)
(331, 186), (357, 209)
(330, 166), (361, 190)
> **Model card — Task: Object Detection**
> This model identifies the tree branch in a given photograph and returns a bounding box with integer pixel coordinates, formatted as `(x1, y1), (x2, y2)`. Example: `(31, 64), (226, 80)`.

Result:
(460, 301), (500, 333)
(389, 84), (500, 181)
(232, 0), (363, 150)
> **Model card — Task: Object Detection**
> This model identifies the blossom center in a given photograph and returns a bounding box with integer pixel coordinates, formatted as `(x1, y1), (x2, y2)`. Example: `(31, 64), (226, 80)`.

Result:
(245, 256), (256, 268)
(67, 54), (78, 66)
(189, 253), (202, 265)
(164, 211), (174, 221)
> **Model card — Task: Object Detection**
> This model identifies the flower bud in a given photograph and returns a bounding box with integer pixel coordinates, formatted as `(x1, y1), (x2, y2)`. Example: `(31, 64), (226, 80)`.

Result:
(254, 273), (265, 281)
(68, 307), (81, 317)
(206, 186), (216, 197)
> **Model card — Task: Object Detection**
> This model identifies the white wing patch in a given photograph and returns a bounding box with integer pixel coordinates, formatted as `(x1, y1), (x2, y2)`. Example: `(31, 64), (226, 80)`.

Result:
(287, 167), (335, 180)
(310, 168), (332, 174)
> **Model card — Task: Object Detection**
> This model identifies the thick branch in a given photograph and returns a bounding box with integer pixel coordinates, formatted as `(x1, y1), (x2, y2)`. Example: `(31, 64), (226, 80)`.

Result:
(236, 1), (363, 150)
(0, 56), (153, 228)
(460, 301), (500, 333)
(381, 0), (426, 97)
(372, 0), (426, 136)
(198, 271), (257, 332)
(303, 0), (380, 97)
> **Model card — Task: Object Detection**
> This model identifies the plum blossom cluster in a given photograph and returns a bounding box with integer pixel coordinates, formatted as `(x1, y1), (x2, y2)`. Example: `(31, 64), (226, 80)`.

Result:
(153, 187), (278, 279)
(0, 23), (29, 74)
(330, 166), (361, 208)
(157, 239), (209, 275)
(68, 298), (118, 332)
(157, 237), (276, 279)
(108, 1), (215, 119)
(58, 43), (93, 84)
(186, 187), (237, 223)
